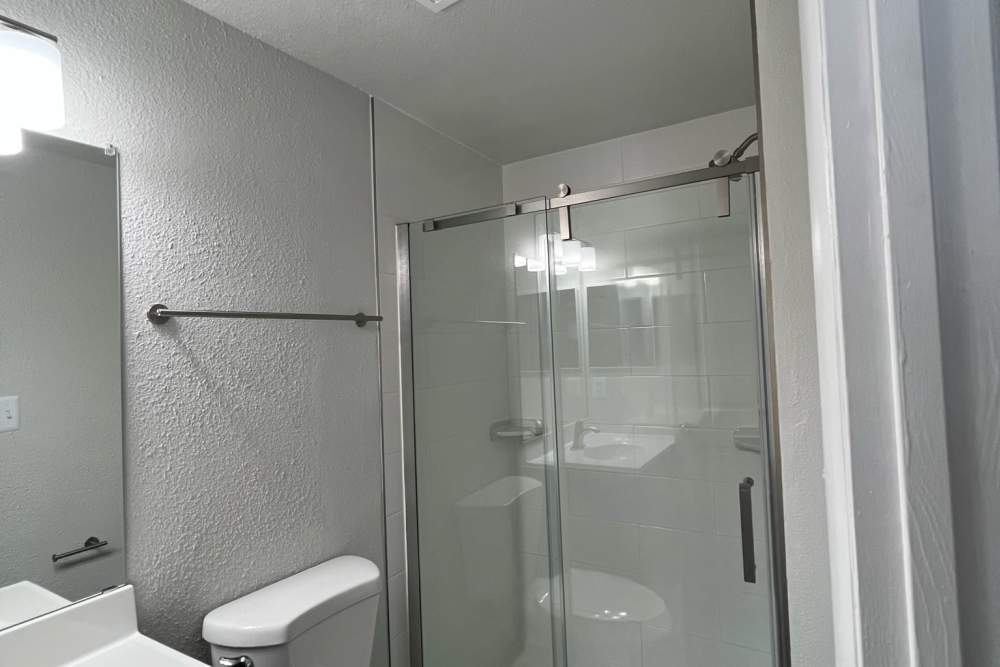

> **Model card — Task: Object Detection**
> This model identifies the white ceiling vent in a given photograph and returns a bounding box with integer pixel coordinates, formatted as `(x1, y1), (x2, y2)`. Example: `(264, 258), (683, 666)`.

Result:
(413, 0), (465, 13)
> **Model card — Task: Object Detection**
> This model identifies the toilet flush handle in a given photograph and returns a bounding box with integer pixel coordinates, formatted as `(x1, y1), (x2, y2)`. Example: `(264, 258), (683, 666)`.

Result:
(218, 657), (254, 667)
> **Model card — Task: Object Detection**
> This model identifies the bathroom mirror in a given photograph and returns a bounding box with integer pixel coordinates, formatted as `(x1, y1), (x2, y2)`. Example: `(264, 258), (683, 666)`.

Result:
(0, 131), (124, 630)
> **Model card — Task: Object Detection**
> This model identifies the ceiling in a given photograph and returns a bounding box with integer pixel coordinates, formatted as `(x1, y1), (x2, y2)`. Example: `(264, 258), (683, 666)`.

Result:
(182, 0), (756, 163)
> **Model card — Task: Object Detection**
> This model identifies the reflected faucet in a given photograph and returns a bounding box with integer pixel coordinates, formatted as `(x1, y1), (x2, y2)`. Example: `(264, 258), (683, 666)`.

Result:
(571, 421), (600, 450)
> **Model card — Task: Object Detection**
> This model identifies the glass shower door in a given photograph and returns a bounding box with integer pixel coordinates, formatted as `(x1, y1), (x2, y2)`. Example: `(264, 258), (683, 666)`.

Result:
(402, 209), (565, 667)
(546, 174), (776, 666)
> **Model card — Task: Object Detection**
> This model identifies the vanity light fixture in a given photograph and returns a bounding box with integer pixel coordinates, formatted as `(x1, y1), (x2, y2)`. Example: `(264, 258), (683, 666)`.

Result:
(0, 123), (22, 155)
(579, 245), (597, 272)
(0, 15), (64, 156)
(537, 233), (563, 263)
(562, 239), (583, 266)
(515, 237), (598, 274)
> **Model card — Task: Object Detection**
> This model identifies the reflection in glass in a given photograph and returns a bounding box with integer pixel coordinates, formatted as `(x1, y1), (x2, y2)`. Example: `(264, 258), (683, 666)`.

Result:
(549, 177), (775, 666)
(403, 175), (777, 667)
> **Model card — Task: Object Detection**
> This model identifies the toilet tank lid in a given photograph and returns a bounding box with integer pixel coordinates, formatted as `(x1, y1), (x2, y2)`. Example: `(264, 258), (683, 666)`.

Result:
(202, 556), (381, 648)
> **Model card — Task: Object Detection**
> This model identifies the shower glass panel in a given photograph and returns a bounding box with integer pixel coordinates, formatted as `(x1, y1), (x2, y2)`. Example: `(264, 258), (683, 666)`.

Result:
(400, 162), (782, 667)
(403, 210), (565, 667)
(547, 174), (776, 666)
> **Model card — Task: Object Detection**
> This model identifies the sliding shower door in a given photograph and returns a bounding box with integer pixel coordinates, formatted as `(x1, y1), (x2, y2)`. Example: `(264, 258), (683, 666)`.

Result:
(546, 174), (777, 666)
(400, 164), (782, 667)
(400, 208), (566, 667)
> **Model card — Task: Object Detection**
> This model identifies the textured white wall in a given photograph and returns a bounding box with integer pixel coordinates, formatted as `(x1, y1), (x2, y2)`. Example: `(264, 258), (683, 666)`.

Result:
(2, 0), (385, 661)
(372, 99), (501, 666)
(923, 0), (1000, 662)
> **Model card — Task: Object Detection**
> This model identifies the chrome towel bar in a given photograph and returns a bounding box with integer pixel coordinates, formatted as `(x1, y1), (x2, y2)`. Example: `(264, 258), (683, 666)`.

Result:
(147, 304), (382, 327)
(52, 536), (108, 562)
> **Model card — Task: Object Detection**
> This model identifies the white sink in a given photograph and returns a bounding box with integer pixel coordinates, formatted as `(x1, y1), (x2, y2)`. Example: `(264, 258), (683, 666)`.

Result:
(0, 581), (70, 628)
(0, 584), (204, 666)
(528, 432), (674, 470)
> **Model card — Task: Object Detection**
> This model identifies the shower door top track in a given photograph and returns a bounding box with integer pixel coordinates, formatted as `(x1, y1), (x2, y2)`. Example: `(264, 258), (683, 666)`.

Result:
(416, 156), (759, 233)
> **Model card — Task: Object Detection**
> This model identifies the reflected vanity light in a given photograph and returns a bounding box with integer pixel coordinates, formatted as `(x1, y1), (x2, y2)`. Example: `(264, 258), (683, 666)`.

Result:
(537, 233), (563, 262)
(516, 236), (598, 274)
(620, 276), (661, 288)
(562, 239), (582, 266)
(0, 17), (65, 156)
(0, 123), (23, 155)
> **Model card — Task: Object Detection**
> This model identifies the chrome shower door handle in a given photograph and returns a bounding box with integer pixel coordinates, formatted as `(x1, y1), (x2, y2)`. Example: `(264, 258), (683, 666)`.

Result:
(218, 656), (254, 667)
(739, 477), (757, 584)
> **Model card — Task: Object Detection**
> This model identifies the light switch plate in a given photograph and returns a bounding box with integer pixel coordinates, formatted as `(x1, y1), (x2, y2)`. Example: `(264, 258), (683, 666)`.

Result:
(0, 396), (19, 433)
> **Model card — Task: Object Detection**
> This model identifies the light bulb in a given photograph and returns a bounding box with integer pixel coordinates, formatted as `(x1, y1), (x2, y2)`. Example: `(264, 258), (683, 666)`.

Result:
(0, 123), (23, 156)
(513, 254), (527, 268)
(562, 239), (582, 266)
(537, 233), (563, 262)
(0, 28), (65, 131)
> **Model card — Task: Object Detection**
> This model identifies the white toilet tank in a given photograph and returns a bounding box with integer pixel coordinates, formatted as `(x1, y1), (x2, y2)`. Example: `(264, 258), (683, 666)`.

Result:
(203, 556), (381, 667)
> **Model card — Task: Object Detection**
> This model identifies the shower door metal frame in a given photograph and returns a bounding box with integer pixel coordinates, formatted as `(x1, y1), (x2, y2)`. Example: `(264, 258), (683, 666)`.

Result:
(395, 210), (570, 667)
(396, 155), (792, 667)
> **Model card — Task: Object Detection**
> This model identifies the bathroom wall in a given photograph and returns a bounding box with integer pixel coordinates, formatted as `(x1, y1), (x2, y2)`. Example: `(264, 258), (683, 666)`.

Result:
(502, 106), (758, 201)
(923, 0), (1000, 663)
(372, 99), (502, 665)
(2, 0), (386, 661)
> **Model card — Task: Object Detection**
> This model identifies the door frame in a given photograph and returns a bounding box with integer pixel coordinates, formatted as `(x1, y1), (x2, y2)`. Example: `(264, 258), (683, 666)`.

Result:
(796, 0), (962, 662)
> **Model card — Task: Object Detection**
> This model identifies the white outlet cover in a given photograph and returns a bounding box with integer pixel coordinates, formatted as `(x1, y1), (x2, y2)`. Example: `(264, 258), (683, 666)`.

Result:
(412, 0), (465, 13)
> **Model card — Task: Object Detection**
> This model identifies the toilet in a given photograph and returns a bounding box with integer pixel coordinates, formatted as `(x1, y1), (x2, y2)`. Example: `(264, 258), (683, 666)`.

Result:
(203, 556), (381, 667)
(525, 567), (669, 667)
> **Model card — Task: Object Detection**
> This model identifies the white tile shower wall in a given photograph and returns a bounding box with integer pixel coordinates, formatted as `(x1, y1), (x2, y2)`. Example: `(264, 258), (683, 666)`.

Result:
(372, 99), (502, 661)
(502, 106), (759, 202)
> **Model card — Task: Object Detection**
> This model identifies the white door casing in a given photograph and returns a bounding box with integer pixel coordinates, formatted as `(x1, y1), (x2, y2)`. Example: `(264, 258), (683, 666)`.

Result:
(796, 0), (961, 663)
